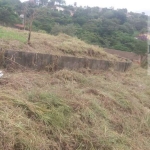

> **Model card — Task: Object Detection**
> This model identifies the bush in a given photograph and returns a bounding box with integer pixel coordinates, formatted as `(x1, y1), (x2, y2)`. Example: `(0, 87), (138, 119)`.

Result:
(51, 24), (76, 36)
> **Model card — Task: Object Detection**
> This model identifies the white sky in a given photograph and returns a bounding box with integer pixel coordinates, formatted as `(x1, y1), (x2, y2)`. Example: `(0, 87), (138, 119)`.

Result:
(20, 0), (150, 14)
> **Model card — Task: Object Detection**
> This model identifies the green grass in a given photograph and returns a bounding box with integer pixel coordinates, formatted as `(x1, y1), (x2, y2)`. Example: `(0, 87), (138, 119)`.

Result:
(0, 27), (26, 43)
(27, 92), (72, 128)
(0, 26), (117, 61)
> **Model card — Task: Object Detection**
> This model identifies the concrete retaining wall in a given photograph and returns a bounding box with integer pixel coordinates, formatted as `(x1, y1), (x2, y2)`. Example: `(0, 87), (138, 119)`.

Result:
(3, 50), (132, 72)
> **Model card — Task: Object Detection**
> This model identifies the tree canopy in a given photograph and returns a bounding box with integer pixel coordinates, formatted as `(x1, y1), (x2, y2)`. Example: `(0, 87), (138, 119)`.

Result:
(0, 0), (149, 55)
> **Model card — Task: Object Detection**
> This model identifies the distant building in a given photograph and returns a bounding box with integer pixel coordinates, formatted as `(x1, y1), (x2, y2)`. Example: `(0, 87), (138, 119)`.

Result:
(20, 14), (24, 19)
(137, 34), (150, 41)
(55, 6), (64, 12)
(19, 14), (24, 25)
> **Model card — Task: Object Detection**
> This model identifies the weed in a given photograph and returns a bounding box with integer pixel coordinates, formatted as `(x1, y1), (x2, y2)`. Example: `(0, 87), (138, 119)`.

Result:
(0, 26), (117, 61)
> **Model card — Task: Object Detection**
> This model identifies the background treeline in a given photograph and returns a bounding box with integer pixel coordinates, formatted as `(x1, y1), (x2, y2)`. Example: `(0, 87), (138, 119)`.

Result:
(0, 0), (149, 55)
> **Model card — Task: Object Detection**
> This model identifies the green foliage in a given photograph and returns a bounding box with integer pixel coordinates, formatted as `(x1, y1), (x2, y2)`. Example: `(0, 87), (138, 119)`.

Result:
(0, 0), (21, 25)
(0, 27), (26, 42)
(27, 92), (72, 128)
(133, 40), (147, 55)
(51, 24), (76, 36)
(0, 1), (149, 54)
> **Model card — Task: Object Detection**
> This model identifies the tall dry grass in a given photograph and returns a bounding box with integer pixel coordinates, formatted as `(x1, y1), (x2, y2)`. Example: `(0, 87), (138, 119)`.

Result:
(0, 65), (149, 150)
(0, 26), (117, 61)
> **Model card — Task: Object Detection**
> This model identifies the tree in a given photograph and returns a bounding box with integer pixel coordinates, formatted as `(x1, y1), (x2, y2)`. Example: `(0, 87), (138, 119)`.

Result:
(51, 24), (76, 36)
(114, 9), (127, 24)
(25, 6), (54, 44)
(0, 0), (21, 25)
(27, 9), (37, 44)
(74, 2), (77, 7)
(0, 0), (148, 54)
(23, 2), (39, 44)
(134, 40), (147, 65)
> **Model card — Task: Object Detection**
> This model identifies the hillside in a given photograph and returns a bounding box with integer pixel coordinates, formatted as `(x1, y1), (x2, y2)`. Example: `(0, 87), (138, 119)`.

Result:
(0, 0), (148, 54)
(0, 26), (117, 61)
(0, 26), (149, 150)
(0, 2), (149, 149)
(0, 64), (150, 150)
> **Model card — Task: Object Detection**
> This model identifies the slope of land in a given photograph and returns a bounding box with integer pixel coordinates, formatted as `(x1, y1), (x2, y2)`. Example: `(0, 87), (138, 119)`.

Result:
(0, 65), (150, 150)
(0, 26), (118, 61)
(0, 0), (148, 52)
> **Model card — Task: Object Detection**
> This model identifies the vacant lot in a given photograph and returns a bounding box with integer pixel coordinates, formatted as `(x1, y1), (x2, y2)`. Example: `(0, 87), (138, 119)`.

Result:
(0, 26), (149, 150)
(0, 64), (149, 150)
(0, 26), (117, 61)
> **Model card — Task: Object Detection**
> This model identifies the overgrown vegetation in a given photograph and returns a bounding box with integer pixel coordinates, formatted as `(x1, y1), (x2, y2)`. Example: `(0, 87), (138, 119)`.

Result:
(31, 6), (148, 55)
(0, 26), (117, 60)
(0, 1), (149, 149)
(0, 0), (21, 25)
(0, 0), (148, 55)
(0, 65), (149, 149)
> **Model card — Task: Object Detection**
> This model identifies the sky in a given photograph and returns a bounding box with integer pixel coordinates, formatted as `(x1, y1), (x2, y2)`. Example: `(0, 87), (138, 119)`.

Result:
(20, 0), (150, 14)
